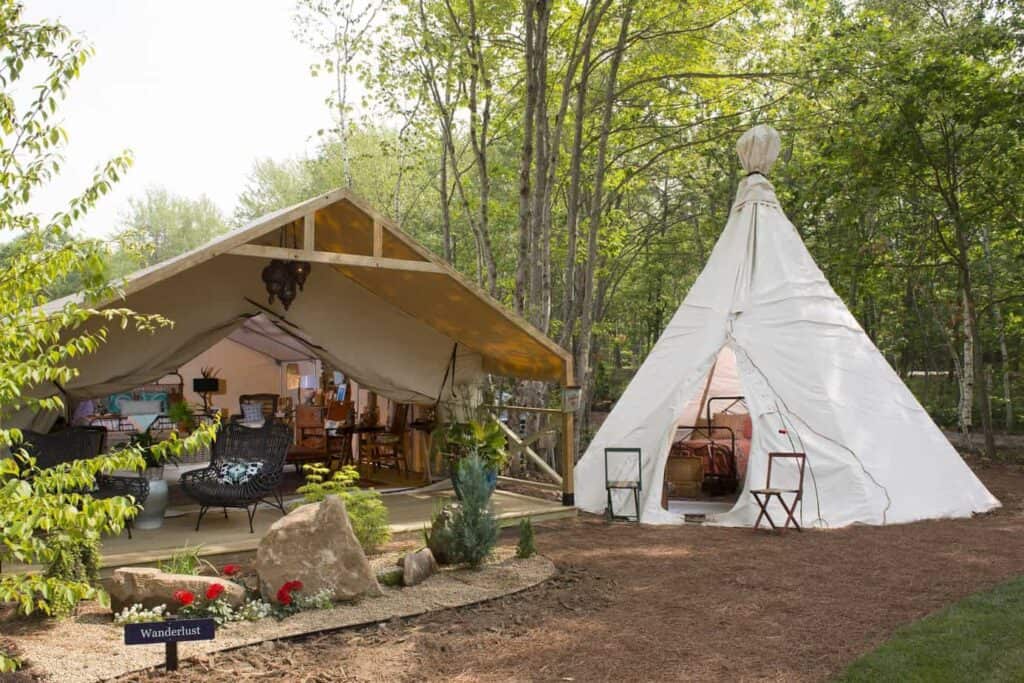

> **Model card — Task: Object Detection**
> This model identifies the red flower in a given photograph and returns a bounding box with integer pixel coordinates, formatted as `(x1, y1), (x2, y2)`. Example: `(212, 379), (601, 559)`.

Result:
(205, 583), (225, 601)
(173, 590), (195, 606)
(222, 564), (242, 576)
(276, 579), (304, 605)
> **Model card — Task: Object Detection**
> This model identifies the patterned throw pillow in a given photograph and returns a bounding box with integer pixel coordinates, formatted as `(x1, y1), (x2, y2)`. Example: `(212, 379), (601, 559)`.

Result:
(214, 461), (264, 486)
(240, 402), (264, 423)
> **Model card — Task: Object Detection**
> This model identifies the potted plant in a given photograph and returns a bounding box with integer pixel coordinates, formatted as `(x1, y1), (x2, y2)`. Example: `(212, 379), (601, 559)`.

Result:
(433, 418), (508, 499)
(167, 400), (196, 433)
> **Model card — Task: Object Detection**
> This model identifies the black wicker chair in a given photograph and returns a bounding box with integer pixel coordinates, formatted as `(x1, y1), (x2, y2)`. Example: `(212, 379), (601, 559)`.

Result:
(179, 421), (291, 533)
(18, 425), (149, 538)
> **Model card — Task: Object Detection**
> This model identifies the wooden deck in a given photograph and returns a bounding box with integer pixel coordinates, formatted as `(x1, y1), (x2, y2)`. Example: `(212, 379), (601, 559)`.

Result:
(87, 487), (573, 571)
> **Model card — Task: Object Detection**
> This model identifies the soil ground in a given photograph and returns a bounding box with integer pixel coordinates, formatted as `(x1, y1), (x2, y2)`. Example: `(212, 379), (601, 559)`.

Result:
(100, 457), (1024, 683)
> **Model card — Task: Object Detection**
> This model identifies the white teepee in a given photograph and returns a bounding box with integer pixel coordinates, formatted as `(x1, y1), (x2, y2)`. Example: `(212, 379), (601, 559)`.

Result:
(574, 125), (1000, 527)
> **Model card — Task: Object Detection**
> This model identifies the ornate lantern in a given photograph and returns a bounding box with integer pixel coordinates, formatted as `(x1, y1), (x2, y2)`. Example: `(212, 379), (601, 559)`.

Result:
(261, 259), (291, 305)
(290, 260), (312, 291)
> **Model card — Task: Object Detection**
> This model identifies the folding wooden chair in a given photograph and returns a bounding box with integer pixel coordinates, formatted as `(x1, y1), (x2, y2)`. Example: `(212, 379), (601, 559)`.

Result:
(750, 452), (806, 532)
(605, 447), (642, 522)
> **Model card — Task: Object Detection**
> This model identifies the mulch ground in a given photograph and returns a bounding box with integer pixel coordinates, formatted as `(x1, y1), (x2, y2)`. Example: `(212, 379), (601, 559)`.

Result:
(103, 458), (1024, 683)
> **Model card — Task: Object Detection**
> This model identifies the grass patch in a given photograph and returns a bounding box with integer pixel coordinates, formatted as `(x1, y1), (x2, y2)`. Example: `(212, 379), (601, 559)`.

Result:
(837, 575), (1024, 682)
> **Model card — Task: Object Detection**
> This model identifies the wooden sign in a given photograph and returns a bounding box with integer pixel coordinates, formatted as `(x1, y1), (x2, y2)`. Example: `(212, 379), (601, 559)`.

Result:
(125, 618), (216, 671)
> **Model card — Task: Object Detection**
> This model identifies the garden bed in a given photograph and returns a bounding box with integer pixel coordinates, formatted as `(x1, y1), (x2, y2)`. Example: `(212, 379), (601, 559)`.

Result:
(5, 549), (555, 683)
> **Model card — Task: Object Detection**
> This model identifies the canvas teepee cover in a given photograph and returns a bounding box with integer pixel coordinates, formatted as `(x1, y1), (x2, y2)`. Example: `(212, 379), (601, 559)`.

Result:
(574, 125), (1000, 526)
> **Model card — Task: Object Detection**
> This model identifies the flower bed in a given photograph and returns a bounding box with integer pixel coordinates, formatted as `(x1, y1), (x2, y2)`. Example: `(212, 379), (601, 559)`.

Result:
(6, 548), (555, 683)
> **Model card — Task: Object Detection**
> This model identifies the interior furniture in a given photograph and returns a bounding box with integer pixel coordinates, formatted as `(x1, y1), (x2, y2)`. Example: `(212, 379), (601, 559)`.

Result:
(750, 451), (807, 532)
(87, 379), (184, 444)
(604, 447), (642, 522)
(179, 421), (291, 533)
(18, 425), (149, 538)
(193, 376), (226, 412)
(239, 393), (280, 422)
(661, 454), (704, 508)
(286, 404), (330, 472)
(673, 398), (751, 495)
(360, 403), (409, 475)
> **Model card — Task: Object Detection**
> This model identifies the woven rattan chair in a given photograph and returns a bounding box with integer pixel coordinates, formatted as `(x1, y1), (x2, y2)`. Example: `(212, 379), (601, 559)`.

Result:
(180, 421), (291, 532)
(19, 426), (150, 538)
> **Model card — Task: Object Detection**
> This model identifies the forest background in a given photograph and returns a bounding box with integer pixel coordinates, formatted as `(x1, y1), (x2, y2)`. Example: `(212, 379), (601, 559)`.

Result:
(7, 0), (1022, 459)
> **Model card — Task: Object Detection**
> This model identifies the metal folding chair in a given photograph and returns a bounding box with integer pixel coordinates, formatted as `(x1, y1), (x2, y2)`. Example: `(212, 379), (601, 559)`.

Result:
(605, 447), (642, 522)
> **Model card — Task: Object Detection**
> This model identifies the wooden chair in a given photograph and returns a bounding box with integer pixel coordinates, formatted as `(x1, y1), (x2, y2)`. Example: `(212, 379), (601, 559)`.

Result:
(286, 405), (328, 472)
(239, 393), (279, 422)
(750, 452), (806, 532)
(361, 403), (409, 475)
(605, 447), (642, 522)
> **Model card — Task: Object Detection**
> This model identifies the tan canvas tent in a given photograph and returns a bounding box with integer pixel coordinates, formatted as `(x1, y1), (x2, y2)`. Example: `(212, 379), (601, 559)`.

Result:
(24, 190), (576, 488)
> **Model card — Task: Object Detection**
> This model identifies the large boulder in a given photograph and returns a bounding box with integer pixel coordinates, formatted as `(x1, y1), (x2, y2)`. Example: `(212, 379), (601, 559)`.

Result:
(254, 496), (382, 602)
(108, 567), (246, 612)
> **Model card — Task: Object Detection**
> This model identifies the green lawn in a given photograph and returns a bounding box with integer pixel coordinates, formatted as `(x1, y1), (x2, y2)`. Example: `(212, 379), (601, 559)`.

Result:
(837, 575), (1024, 682)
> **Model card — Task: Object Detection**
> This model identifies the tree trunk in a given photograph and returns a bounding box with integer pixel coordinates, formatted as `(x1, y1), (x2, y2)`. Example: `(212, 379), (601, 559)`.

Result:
(515, 0), (538, 315)
(980, 225), (1012, 430)
(574, 3), (633, 450)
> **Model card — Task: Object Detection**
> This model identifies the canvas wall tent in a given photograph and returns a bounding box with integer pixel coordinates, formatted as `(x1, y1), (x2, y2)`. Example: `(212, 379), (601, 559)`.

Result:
(574, 125), (1000, 527)
(20, 189), (577, 497)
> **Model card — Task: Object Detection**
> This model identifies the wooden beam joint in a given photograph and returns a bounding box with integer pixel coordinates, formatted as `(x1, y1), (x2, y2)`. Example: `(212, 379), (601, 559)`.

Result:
(228, 244), (442, 273)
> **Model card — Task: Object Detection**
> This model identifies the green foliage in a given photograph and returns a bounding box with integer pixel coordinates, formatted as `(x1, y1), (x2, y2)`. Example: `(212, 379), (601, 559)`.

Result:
(296, 463), (391, 552)
(838, 575), (1024, 682)
(114, 186), (229, 271)
(0, 640), (22, 673)
(433, 418), (508, 472)
(157, 545), (206, 576)
(516, 517), (536, 559)
(42, 535), (100, 614)
(378, 567), (404, 587)
(447, 455), (499, 568)
(166, 400), (196, 431)
(0, 1), (218, 619)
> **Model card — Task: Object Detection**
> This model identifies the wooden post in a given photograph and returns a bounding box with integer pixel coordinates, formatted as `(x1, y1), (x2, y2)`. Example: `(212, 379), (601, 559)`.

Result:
(303, 213), (315, 251)
(561, 360), (577, 506)
(561, 409), (574, 506)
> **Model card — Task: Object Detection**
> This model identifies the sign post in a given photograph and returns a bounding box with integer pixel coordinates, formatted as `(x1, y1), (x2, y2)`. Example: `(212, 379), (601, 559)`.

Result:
(124, 618), (216, 672)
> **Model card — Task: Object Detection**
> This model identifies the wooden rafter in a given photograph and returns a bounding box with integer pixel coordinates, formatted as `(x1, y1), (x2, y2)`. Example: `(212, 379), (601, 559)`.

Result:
(227, 244), (443, 273)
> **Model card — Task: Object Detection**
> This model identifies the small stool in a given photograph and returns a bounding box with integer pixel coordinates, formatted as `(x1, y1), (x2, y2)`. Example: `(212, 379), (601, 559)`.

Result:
(750, 452), (806, 532)
(605, 447), (642, 522)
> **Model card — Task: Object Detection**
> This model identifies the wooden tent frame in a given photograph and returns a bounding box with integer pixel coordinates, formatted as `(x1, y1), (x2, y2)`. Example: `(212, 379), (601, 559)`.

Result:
(56, 188), (577, 504)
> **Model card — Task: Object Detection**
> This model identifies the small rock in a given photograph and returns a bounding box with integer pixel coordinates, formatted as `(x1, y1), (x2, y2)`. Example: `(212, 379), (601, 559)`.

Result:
(254, 496), (382, 602)
(398, 548), (437, 587)
(108, 567), (246, 612)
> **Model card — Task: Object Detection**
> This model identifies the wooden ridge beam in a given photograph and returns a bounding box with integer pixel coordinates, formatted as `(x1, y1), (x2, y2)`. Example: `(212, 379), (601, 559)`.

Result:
(228, 244), (443, 273)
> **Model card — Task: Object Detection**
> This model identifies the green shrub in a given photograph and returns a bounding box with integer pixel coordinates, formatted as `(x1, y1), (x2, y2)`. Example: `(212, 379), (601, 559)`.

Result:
(157, 545), (206, 576)
(0, 639), (22, 674)
(448, 455), (499, 568)
(297, 463), (391, 552)
(516, 517), (536, 559)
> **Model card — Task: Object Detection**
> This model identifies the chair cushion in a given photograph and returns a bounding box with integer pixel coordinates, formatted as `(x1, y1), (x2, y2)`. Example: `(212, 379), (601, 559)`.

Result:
(106, 392), (134, 414)
(240, 402), (264, 423)
(214, 461), (264, 485)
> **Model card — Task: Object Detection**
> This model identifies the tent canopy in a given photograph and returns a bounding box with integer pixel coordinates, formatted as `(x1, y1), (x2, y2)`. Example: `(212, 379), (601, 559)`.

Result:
(574, 125), (999, 528)
(41, 189), (572, 407)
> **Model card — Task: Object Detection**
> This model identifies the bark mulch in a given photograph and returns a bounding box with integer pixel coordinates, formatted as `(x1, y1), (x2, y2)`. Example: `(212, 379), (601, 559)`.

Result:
(116, 459), (1024, 683)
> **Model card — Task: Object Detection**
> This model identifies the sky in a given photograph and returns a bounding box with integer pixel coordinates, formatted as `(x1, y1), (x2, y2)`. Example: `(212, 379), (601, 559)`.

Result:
(25, 0), (337, 238)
